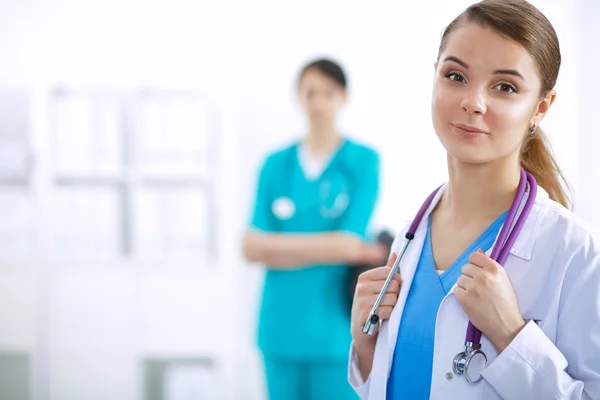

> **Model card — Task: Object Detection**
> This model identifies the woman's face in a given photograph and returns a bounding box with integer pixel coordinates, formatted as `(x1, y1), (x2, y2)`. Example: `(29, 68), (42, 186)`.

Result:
(298, 68), (347, 126)
(431, 23), (555, 165)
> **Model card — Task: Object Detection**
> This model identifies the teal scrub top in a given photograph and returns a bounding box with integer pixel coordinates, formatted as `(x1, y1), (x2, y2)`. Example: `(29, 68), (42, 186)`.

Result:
(250, 138), (380, 359)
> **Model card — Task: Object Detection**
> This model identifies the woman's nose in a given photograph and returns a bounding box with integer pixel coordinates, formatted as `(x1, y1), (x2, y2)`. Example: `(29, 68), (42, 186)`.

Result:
(460, 90), (487, 115)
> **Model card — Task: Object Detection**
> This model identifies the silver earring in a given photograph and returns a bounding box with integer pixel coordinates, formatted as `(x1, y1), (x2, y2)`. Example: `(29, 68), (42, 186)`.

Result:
(530, 124), (537, 135)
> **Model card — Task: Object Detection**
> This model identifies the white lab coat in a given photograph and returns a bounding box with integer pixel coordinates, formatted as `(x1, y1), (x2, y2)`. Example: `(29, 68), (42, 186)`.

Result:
(348, 184), (600, 399)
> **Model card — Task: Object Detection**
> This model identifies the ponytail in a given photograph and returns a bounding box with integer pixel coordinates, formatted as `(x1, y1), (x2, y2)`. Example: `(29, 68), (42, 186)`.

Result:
(521, 127), (571, 209)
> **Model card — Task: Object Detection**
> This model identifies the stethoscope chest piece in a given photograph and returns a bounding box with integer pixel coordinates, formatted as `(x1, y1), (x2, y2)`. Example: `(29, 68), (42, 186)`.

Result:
(452, 343), (487, 384)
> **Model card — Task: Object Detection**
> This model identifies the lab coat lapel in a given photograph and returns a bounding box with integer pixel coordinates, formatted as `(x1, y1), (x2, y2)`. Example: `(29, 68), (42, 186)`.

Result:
(387, 185), (448, 370)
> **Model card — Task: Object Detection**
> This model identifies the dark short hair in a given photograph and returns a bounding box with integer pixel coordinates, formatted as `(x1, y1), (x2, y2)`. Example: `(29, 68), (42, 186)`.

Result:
(298, 58), (347, 89)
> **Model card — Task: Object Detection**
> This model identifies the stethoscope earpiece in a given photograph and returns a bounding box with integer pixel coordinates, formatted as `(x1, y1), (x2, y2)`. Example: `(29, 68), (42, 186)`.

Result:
(362, 314), (380, 335)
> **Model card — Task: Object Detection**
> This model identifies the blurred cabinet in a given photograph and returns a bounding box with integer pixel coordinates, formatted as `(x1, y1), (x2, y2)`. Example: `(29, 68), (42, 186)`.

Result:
(42, 86), (226, 400)
(0, 85), (225, 400)
(47, 87), (218, 264)
(0, 87), (35, 400)
(0, 88), (35, 267)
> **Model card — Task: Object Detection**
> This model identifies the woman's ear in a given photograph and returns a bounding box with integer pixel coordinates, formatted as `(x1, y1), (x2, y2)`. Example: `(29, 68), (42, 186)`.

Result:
(532, 89), (557, 127)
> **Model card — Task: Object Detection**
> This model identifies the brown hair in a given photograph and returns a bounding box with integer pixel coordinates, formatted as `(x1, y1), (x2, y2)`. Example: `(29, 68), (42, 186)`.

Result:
(437, 0), (571, 209)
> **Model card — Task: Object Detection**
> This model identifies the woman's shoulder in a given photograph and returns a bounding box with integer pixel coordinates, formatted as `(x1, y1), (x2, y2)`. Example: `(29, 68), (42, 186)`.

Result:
(540, 194), (599, 243)
(338, 138), (380, 176)
(260, 142), (298, 169)
(536, 192), (600, 267)
(342, 137), (380, 160)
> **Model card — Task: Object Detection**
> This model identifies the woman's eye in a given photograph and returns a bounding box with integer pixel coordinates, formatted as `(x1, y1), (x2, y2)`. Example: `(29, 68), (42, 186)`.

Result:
(445, 72), (465, 83)
(495, 82), (518, 94)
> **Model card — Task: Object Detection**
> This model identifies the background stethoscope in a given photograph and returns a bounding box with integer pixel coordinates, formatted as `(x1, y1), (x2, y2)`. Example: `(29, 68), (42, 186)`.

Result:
(319, 179), (349, 219)
(274, 146), (351, 220)
(362, 167), (537, 384)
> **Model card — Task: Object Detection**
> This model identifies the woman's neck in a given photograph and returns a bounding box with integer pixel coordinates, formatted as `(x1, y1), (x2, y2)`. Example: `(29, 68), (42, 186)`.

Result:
(305, 124), (342, 159)
(438, 154), (521, 227)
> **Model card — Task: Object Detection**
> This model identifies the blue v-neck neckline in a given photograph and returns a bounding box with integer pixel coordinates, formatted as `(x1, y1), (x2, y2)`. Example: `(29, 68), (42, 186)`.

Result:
(425, 210), (509, 293)
(292, 139), (347, 183)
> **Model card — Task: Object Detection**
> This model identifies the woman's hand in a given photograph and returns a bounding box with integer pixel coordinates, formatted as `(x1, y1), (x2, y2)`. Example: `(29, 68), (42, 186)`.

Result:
(351, 252), (402, 345)
(351, 252), (402, 380)
(454, 249), (526, 353)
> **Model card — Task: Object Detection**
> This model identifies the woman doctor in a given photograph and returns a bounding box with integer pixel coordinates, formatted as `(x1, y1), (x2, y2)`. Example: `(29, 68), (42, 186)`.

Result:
(349, 0), (600, 399)
(243, 58), (387, 400)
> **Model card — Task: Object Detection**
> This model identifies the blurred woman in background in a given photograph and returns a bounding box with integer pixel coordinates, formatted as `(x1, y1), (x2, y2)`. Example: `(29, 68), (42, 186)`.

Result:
(243, 58), (387, 400)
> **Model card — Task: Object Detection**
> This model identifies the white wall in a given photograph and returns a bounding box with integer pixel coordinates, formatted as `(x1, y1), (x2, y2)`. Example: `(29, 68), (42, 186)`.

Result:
(575, 0), (600, 229)
(0, 0), (596, 399)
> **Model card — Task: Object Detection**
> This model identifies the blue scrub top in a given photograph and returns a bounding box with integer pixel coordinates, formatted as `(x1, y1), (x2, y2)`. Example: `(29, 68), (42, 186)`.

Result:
(249, 138), (380, 359)
(387, 211), (507, 399)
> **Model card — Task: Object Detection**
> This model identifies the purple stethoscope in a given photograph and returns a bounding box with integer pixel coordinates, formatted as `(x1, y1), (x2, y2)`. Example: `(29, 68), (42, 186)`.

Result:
(362, 167), (537, 384)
